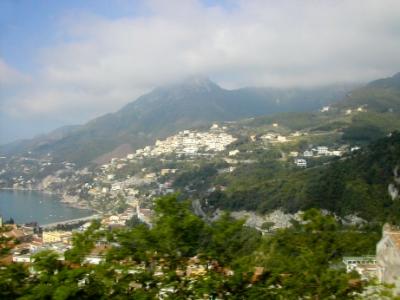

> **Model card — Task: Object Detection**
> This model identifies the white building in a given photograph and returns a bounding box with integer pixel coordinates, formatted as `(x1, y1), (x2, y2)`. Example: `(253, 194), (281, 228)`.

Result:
(317, 146), (329, 156)
(303, 150), (313, 157)
(111, 183), (121, 191)
(83, 255), (104, 265)
(321, 106), (330, 112)
(294, 159), (307, 168)
(13, 254), (31, 263)
(276, 135), (288, 143)
(342, 256), (378, 280)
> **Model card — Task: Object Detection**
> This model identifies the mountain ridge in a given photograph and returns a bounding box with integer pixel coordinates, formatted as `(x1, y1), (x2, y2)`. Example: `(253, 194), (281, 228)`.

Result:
(335, 72), (400, 112)
(0, 77), (357, 164)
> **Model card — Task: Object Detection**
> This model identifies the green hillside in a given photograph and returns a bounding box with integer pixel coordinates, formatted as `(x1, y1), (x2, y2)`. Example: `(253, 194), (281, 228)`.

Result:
(208, 132), (400, 222)
(336, 72), (400, 112)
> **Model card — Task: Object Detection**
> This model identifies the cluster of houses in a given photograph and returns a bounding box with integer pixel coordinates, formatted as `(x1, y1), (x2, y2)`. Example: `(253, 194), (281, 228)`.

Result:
(320, 105), (367, 114)
(2, 224), (74, 264)
(100, 204), (153, 228)
(260, 130), (306, 144)
(75, 124), (238, 211)
(293, 146), (348, 167)
(133, 124), (237, 157)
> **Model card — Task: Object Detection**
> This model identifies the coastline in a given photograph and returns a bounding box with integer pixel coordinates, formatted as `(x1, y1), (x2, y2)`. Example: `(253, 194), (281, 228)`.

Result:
(0, 187), (102, 214)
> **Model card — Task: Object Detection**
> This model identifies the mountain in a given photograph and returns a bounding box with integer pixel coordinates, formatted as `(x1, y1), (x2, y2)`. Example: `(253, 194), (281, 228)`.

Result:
(335, 72), (400, 112)
(0, 76), (353, 165)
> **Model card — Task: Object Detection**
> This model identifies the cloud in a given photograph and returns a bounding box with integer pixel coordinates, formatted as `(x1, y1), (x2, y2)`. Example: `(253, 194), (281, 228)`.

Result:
(0, 58), (30, 86)
(2, 0), (400, 130)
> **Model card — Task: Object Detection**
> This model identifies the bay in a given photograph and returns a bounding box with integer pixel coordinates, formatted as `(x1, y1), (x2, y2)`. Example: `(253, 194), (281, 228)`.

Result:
(0, 190), (93, 225)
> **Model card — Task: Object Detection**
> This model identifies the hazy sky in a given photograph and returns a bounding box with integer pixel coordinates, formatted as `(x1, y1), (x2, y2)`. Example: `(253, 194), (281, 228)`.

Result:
(1, 0), (400, 143)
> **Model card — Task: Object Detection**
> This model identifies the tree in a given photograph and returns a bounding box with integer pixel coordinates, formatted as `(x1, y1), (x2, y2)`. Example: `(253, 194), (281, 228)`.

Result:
(152, 194), (206, 262)
(257, 209), (366, 299)
(32, 250), (62, 275)
(0, 264), (29, 299)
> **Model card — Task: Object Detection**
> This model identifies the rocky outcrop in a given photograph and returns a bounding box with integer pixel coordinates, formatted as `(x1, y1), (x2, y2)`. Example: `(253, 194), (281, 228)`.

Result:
(230, 209), (302, 231)
(388, 166), (400, 200)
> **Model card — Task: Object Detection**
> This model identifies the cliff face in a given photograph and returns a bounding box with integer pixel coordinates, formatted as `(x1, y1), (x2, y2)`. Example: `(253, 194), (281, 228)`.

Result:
(376, 225), (400, 293)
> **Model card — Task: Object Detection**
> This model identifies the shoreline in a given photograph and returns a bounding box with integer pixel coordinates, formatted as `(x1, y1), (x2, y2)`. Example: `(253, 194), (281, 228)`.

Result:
(0, 187), (102, 214)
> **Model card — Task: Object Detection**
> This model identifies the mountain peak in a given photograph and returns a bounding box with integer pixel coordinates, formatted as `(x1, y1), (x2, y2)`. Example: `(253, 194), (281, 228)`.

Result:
(160, 75), (222, 94)
(182, 75), (217, 89)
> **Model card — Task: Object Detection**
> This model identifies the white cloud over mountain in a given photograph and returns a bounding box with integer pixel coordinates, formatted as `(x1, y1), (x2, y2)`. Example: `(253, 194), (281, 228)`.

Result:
(1, 0), (400, 141)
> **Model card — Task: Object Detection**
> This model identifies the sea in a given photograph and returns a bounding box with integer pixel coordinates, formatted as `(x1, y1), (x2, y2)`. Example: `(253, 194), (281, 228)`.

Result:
(0, 190), (93, 225)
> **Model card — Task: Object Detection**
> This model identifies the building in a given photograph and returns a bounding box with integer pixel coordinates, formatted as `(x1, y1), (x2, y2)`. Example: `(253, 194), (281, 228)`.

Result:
(317, 146), (329, 156)
(228, 149), (240, 156)
(332, 150), (342, 156)
(83, 255), (104, 265)
(111, 183), (121, 191)
(13, 254), (31, 263)
(376, 224), (400, 293)
(321, 106), (330, 112)
(276, 135), (287, 143)
(160, 169), (177, 176)
(294, 158), (307, 168)
(342, 256), (378, 280)
(42, 231), (72, 244)
(2, 225), (33, 243)
(303, 150), (313, 157)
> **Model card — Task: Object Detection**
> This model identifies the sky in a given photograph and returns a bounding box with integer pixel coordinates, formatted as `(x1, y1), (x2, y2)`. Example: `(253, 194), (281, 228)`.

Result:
(1, 0), (400, 144)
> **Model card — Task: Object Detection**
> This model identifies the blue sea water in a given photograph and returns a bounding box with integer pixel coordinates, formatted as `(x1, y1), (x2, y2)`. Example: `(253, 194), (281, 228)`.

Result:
(0, 190), (93, 225)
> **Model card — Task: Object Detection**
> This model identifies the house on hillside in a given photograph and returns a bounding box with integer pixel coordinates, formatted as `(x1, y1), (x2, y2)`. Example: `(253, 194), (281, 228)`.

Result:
(316, 146), (329, 156)
(342, 256), (377, 280)
(303, 150), (313, 157)
(376, 224), (400, 294)
(294, 158), (307, 168)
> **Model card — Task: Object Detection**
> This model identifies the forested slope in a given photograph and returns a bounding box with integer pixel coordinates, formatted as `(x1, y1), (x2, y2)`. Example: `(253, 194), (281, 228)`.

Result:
(208, 132), (400, 222)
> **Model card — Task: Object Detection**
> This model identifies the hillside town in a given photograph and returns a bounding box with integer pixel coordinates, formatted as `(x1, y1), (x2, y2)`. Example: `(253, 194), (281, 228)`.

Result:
(0, 122), (369, 272)
(0, 121), (363, 218)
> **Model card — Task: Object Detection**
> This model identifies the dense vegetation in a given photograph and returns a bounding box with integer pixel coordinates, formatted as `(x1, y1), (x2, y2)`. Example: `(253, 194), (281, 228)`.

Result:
(0, 195), (390, 299)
